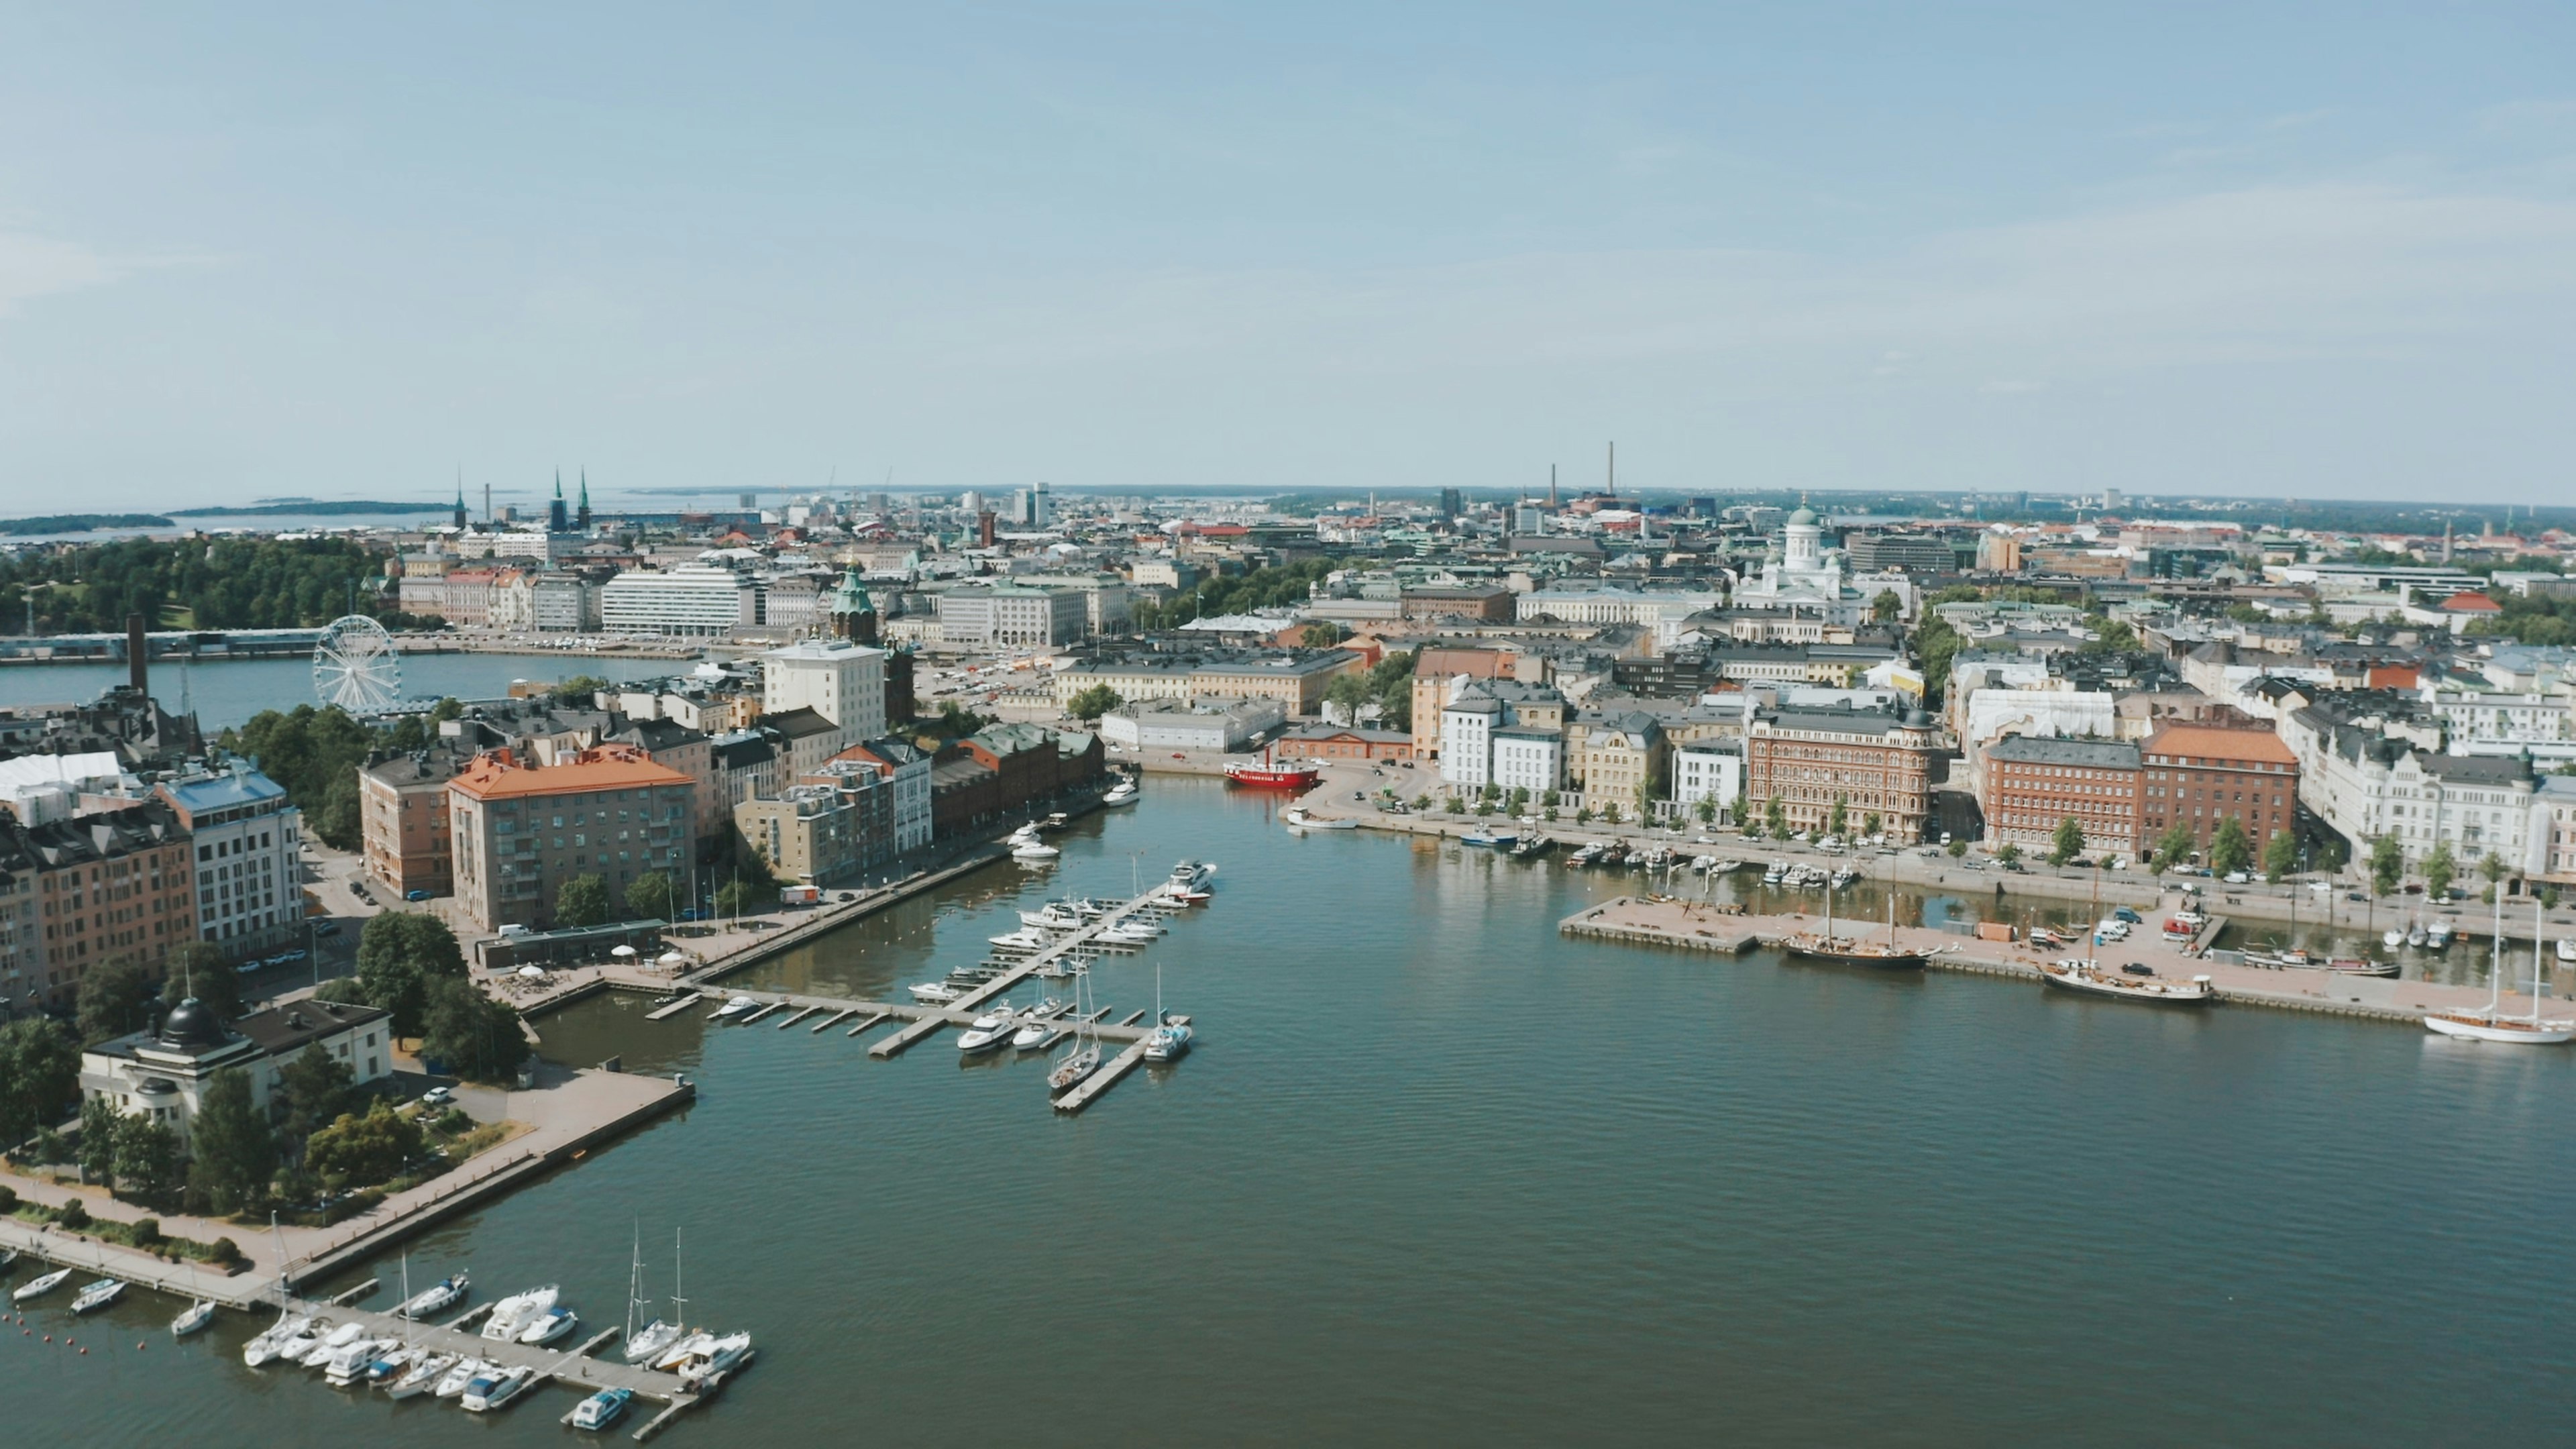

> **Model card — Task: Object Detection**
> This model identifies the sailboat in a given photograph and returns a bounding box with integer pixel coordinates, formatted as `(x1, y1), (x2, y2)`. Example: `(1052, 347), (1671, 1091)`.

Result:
(1049, 968), (1104, 1096)
(2037, 869), (2213, 1004)
(171, 1256), (217, 1336)
(1782, 868), (1925, 967)
(2426, 896), (2575, 1044)
(624, 1225), (684, 1365)
(1144, 958), (1193, 1061)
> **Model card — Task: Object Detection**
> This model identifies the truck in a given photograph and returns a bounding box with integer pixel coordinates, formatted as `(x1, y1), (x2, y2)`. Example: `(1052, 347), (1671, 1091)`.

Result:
(778, 884), (822, 909)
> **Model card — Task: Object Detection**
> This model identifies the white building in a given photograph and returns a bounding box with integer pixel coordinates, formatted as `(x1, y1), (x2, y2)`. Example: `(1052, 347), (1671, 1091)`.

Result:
(1514, 586), (1722, 645)
(532, 574), (601, 632)
(936, 583), (1086, 649)
(1671, 741), (1743, 812)
(762, 638), (889, 742)
(1440, 680), (1568, 788)
(2284, 701), (2539, 872)
(1099, 699), (1285, 753)
(2422, 683), (2573, 755)
(450, 526), (565, 564)
(154, 766), (305, 959)
(1491, 725), (1564, 794)
(602, 566), (759, 637)
(79, 996), (395, 1154)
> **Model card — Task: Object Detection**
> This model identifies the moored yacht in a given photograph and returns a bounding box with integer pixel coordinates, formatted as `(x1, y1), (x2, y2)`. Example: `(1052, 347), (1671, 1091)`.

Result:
(674, 1330), (753, 1389)
(1102, 778), (1139, 806)
(908, 981), (963, 1005)
(462, 1362), (537, 1413)
(388, 1351), (456, 1399)
(394, 1271), (468, 1319)
(712, 995), (761, 1022)
(2426, 898), (2574, 1045)
(433, 1355), (492, 1399)
(70, 1278), (125, 1313)
(2426, 919), (2454, 950)
(479, 1285), (557, 1341)
(2039, 958), (2216, 1005)
(572, 1387), (636, 1431)
(518, 1304), (579, 1346)
(957, 1004), (1020, 1055)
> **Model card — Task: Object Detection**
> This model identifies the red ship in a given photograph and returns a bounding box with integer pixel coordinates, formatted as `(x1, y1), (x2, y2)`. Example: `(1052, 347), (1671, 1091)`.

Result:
(1223, 749), (1321, 790)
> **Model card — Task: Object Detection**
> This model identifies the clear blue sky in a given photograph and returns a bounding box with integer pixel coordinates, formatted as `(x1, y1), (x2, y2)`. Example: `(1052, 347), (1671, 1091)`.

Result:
(3, 3), (2573, 508)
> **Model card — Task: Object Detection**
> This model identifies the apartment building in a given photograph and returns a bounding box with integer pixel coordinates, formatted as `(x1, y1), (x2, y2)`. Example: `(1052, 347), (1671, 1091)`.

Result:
(447, 747), (699, 931)
(762, 638), (890, 743)
(1982, 735), (2142, 855)
(1409, 647), (1517, 760)
(359, 751), (462, 899)
(601, 566), (760, 637)
(1439, 680), (1566, 788)
(1568, 710), (1670, 808)
(936, 583), (1086, 649)
(735, 784), (871, 886)
(2137, 724), (2301, 860)
(21, 802), (199, 1011)
(1744, 704), (1945, 844)
(1671, 740), (1743, 812)
(155, 766), (305, 959)
(828, 739), (934, 857)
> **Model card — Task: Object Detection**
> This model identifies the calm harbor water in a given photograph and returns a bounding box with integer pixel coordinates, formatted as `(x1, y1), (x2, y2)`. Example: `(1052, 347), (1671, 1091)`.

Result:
(9, 777), (2573, 1445)
(0, 651), (693, 731)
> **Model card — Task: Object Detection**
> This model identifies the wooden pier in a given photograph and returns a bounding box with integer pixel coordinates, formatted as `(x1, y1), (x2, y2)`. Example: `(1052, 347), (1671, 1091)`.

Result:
(867, 885), (1183, 1061)
(1052, 1038), (1151, 1114)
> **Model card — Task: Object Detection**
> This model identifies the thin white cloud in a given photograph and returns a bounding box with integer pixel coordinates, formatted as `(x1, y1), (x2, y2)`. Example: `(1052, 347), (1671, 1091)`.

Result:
(0, 230), (121, 318)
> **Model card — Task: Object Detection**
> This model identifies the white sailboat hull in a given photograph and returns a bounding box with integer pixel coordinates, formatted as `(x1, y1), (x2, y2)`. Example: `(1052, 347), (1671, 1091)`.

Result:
(2423, 1014), (2576, 1044)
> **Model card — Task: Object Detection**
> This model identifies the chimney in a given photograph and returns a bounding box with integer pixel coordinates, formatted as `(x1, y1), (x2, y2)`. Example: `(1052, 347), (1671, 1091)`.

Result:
(126, 614), (149, 696)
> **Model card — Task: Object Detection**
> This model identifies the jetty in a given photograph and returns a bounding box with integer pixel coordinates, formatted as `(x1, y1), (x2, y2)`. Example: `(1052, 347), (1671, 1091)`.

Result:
(868, 883), (1183, 1061)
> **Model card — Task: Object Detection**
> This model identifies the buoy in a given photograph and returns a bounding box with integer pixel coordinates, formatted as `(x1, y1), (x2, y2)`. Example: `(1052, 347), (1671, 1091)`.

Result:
(79, 1346), (87, 1354)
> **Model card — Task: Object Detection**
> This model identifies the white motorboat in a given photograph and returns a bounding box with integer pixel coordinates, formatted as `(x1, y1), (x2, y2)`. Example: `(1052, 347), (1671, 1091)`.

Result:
(1102, 780), (1139, 806)
(1012, 841), (1061, 861)
(1097, 924), (1158, 946)
(462, 1362), (537, 1413)
(14, 1267), (73, 1303)
(394, 1271), (469, 1320)
(1011, 1017), (1055, 1051)
(653, 1330), (718, 1372)
(1144, 1020), (1193, 1061)
(2561, 938), (2576, 965)
(1020, 902), (1084, 930)
(713, 995), (762, 1022)
(990, 927), (1053, 950)
(572, 1387), (637, 1432)
(171, 1299), (217, 1336)
(908, 981), (963, 1005)
(2426, 920), (2455, 950)
(69, 1278), (125, 1314)
(2039, 959), (2216, 1005)
(519, 1305), (579, 1346)
(674, 1331), (753, 1389)
(2383, 928), (2406, 950)
(480, 1285), (558, 1341)
(434, 1355), (492, 1399)
(388, 1352), (457, 1399)
(1284, 807), (1357, 830)
(324, 1336), (395, 1387)
(303, 1320), (366, 1367)
(2426, 897), (2575, 1045)
(958, 1006), (1019, 1055)
(365, 1345), (421, 1387)
(2406, 920), (2427, 949)
(1168, 859), (1216, 890)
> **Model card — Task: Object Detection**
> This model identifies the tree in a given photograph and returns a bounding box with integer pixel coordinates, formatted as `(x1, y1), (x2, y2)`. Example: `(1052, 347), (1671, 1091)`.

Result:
(1862, 812), (1882, 839)
(1067, 684), (1123, 722)
(1946, 838), (1968, 857)
(1827, 795), (1849, 839)
(1872, 589), (1902, 623)
(1299, 621), (1350, 649)
(1540, 790), (1559, 809)
(0, 1018), (78, 1151)
(1575, 806), (1592, 824)
(714, 877), (761, 918)
(1765, 796), (1788, 839)
(2049, 816), (2086, 867)
(1729, 796), (1750, 828)
(2369, 835), (2405, 896)
(2210, 816), (2254, 878)
(76, 957), (159, 1046)
(1695, 796), (1717, 824)
(78, 1094), (123, 1187)
(165, 941), (243, 1020)
(1411, 794), (1431, 811)
(354, 913), (467, 1037)
(2152, 821), (2198, 875)
(1996, 843), (2022, 865)
(2262, 828), (2300, 883)
(1472, 796), (1495, 818)
(2422, 839), (2457, 900)
(1509, 786), (1530, 814)
(420, 975), (531, 1085)
(276, 1046), (358, 1149)
(626, 871), (678, 923)
(2479, 851), (2508, 891)
(184, 1068), (276, 1216)
(1602, 802), (1621, 824)
(553, 873), (611, 928)
(305, 1100), (425, 1190)
(112, 1113), (182, 1205)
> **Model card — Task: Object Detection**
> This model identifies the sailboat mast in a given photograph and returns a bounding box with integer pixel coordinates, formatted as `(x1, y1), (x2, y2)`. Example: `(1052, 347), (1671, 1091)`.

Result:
(2536, 898), (2548, 1026)
(2489, 887), (2506, 1017)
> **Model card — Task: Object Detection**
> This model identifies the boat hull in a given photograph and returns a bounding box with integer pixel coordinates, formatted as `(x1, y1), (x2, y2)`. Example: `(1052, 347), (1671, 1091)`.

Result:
(1223, 764), (1320, 789)
(2039, 967), (2214, 1006)
(2423, 1014), (2576, 1044)
(1781, 936), (1925, 969)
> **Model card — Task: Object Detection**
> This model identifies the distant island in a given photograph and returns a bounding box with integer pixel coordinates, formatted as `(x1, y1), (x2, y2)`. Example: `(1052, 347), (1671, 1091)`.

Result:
(0, 513), (177, 535)
(170, 500), (449, 518)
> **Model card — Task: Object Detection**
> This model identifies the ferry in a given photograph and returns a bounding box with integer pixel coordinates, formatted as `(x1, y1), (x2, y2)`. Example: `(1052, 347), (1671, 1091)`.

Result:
(2039, 958), (2216, 1005)
(1460, 829), (1519, 849)
(1223, 751), (1322, 790)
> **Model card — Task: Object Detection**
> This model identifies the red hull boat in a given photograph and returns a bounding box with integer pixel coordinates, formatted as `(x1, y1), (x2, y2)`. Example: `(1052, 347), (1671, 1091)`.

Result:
(1224, 755), (1320, 789)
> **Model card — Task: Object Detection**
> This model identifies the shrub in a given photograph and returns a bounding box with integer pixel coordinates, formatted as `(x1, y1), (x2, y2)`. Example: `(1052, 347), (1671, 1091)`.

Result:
(58, 1198), (89, 1229)
(210, 1237), (243, 1266)
(131, 1217), (161, 1246)
(434, 1108), (474, 1135)
(0, 1185), (15, 1211)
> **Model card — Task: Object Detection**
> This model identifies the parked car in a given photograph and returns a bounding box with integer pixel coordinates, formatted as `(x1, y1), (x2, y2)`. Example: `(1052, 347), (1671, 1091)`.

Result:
(2345, 891), (2369, 903)
(405, 889), (433, 902)
(420, 1087), (455, 1108)
(2223, 871), (2249, 885)
(2112, 906), (2143, 924)
(2002, 859), (2028, 873)
(314, 921), (341, 936)
(276, 949), (308, 963)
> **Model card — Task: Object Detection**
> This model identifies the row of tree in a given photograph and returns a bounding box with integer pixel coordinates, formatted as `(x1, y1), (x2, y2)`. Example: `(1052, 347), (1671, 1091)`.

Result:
(1128, 557), (1347, 631)
(0, 536), (402, 633)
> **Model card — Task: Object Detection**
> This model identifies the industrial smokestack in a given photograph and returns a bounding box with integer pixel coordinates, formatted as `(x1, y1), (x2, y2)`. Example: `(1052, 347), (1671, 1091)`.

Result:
(126, 613), (148, 696)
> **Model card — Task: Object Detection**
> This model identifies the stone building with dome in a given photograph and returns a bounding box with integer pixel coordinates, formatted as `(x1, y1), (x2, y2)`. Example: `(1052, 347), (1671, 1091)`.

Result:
(78, 994), (394, 1151)
(1728, 501), (1923, 627)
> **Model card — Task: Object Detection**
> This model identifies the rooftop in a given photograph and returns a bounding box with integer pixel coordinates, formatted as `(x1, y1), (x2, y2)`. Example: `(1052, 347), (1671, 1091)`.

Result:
(2141, 724), (2298, 765)
(1987, 735), (2141, 768)
(449, 745), (693, 800)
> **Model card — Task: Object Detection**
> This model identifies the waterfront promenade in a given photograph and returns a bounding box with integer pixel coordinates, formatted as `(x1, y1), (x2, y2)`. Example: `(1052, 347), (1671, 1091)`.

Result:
(1562, 894), (2565, 1025)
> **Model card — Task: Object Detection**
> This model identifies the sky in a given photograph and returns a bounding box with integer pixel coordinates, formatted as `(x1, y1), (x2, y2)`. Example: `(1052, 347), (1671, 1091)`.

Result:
(3, 3), (2573, 510)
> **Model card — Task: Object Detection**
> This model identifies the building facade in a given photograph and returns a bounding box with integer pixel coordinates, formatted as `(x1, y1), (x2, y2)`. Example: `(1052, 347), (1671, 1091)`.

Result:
(1981, 735), (2143, 856)
(601, 566), (760, 637)
(2137, 724), (2301, 861)
(78, 996), (395, 1152)
(1743, 704), (1945, 844)
(156, 767), (305, 959)
(936, 583), (1086, 649)
(762, 638), (889, 743)
(1670, 741), (1743, 812)
(359, 751), (462, 900)
(446, 747), (699, 931)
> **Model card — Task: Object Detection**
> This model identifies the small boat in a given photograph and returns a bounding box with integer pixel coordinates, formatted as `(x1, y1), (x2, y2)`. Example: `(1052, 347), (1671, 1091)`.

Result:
(908, 981), (963, 1005)
(674, 1331), (753, 1389)
(367, 1346), (419, 1386)
(274, 1324), (328, 1364)
(1284, 806), (1358, 830)
(1159, 885), (1212, 906)
(69, 1277), (125, 1314)
(324, 1336), (394, 1387)
(1012, 841), (1061, 861)
(388, 1351), (457, 1399)
(957, 1005), (1020, 1054)
(480, 1285), (558, 1342)
(1096, 924), (1158, 946)
(2040, 958), (2216, 1005)
(1565, 843), (1601, 867)
(989, 927), (1053, 950)
(653, 1330), (718, 1372)
(2324, 958), (2400, 977)
(1020, 902), (1085, 929)
(434, 1355), (492, 1399)
(0, 1248), (16, 1271)
(303, 1320), (365, 1367)
(2383, 928), (2406, 951)
(1011, 1017), (1055, 1051)
(394, 1271), (468, 1319)
(2426, 920), (2454, 950)
(1782, 874), (1925, 968)
(573, 1387), (636, 1432)
(518, 1305), (579, 1346)
(462, 1362), (537, 1413)
(1102, 780), (1139, 806)
(1144, 1020), (1194, 1061)
(1460, 829), (1519, 849)
(1169, 859), (1216, 889)
(2406, 920), (2427, 949)
(712, 995), (761, 1022)
(14, 1267), (73, 1303)
(1049, 1042), (1102, 1094)
(241, 1313), (311, 1366)
(171, 1299), (217, 1336)
(1511, 835), (1556, 859)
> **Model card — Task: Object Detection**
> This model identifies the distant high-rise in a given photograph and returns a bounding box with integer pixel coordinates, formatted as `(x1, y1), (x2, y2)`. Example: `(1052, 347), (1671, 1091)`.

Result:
(959, 489), (986, 516)
(1438, 488), (1463, 519)
(1032, 480), (1054, 528)
(2101, 486), (2121, 511)
(548, 470), (570, 533)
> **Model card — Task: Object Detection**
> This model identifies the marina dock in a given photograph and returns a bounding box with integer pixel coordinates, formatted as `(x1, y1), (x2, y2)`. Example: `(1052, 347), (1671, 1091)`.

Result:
(867, 883), (1184, 1060)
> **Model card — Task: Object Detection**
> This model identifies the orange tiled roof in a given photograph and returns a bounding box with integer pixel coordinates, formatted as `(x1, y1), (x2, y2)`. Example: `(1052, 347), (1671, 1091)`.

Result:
(2142, 724), (2296, 765)
(448, 745), (693, 800)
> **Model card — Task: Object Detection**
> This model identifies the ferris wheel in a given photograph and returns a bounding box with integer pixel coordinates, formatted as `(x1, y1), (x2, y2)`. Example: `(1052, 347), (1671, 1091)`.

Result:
(313, 615), (402, 712)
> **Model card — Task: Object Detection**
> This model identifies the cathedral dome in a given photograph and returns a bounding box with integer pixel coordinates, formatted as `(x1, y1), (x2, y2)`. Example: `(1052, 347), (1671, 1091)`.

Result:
(1786, 505), (1819, 528)
(158, 997), (227, 1049)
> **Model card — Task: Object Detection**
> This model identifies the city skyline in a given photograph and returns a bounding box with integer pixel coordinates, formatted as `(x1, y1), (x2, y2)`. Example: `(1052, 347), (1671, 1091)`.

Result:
(3, 6), (2573, 507)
